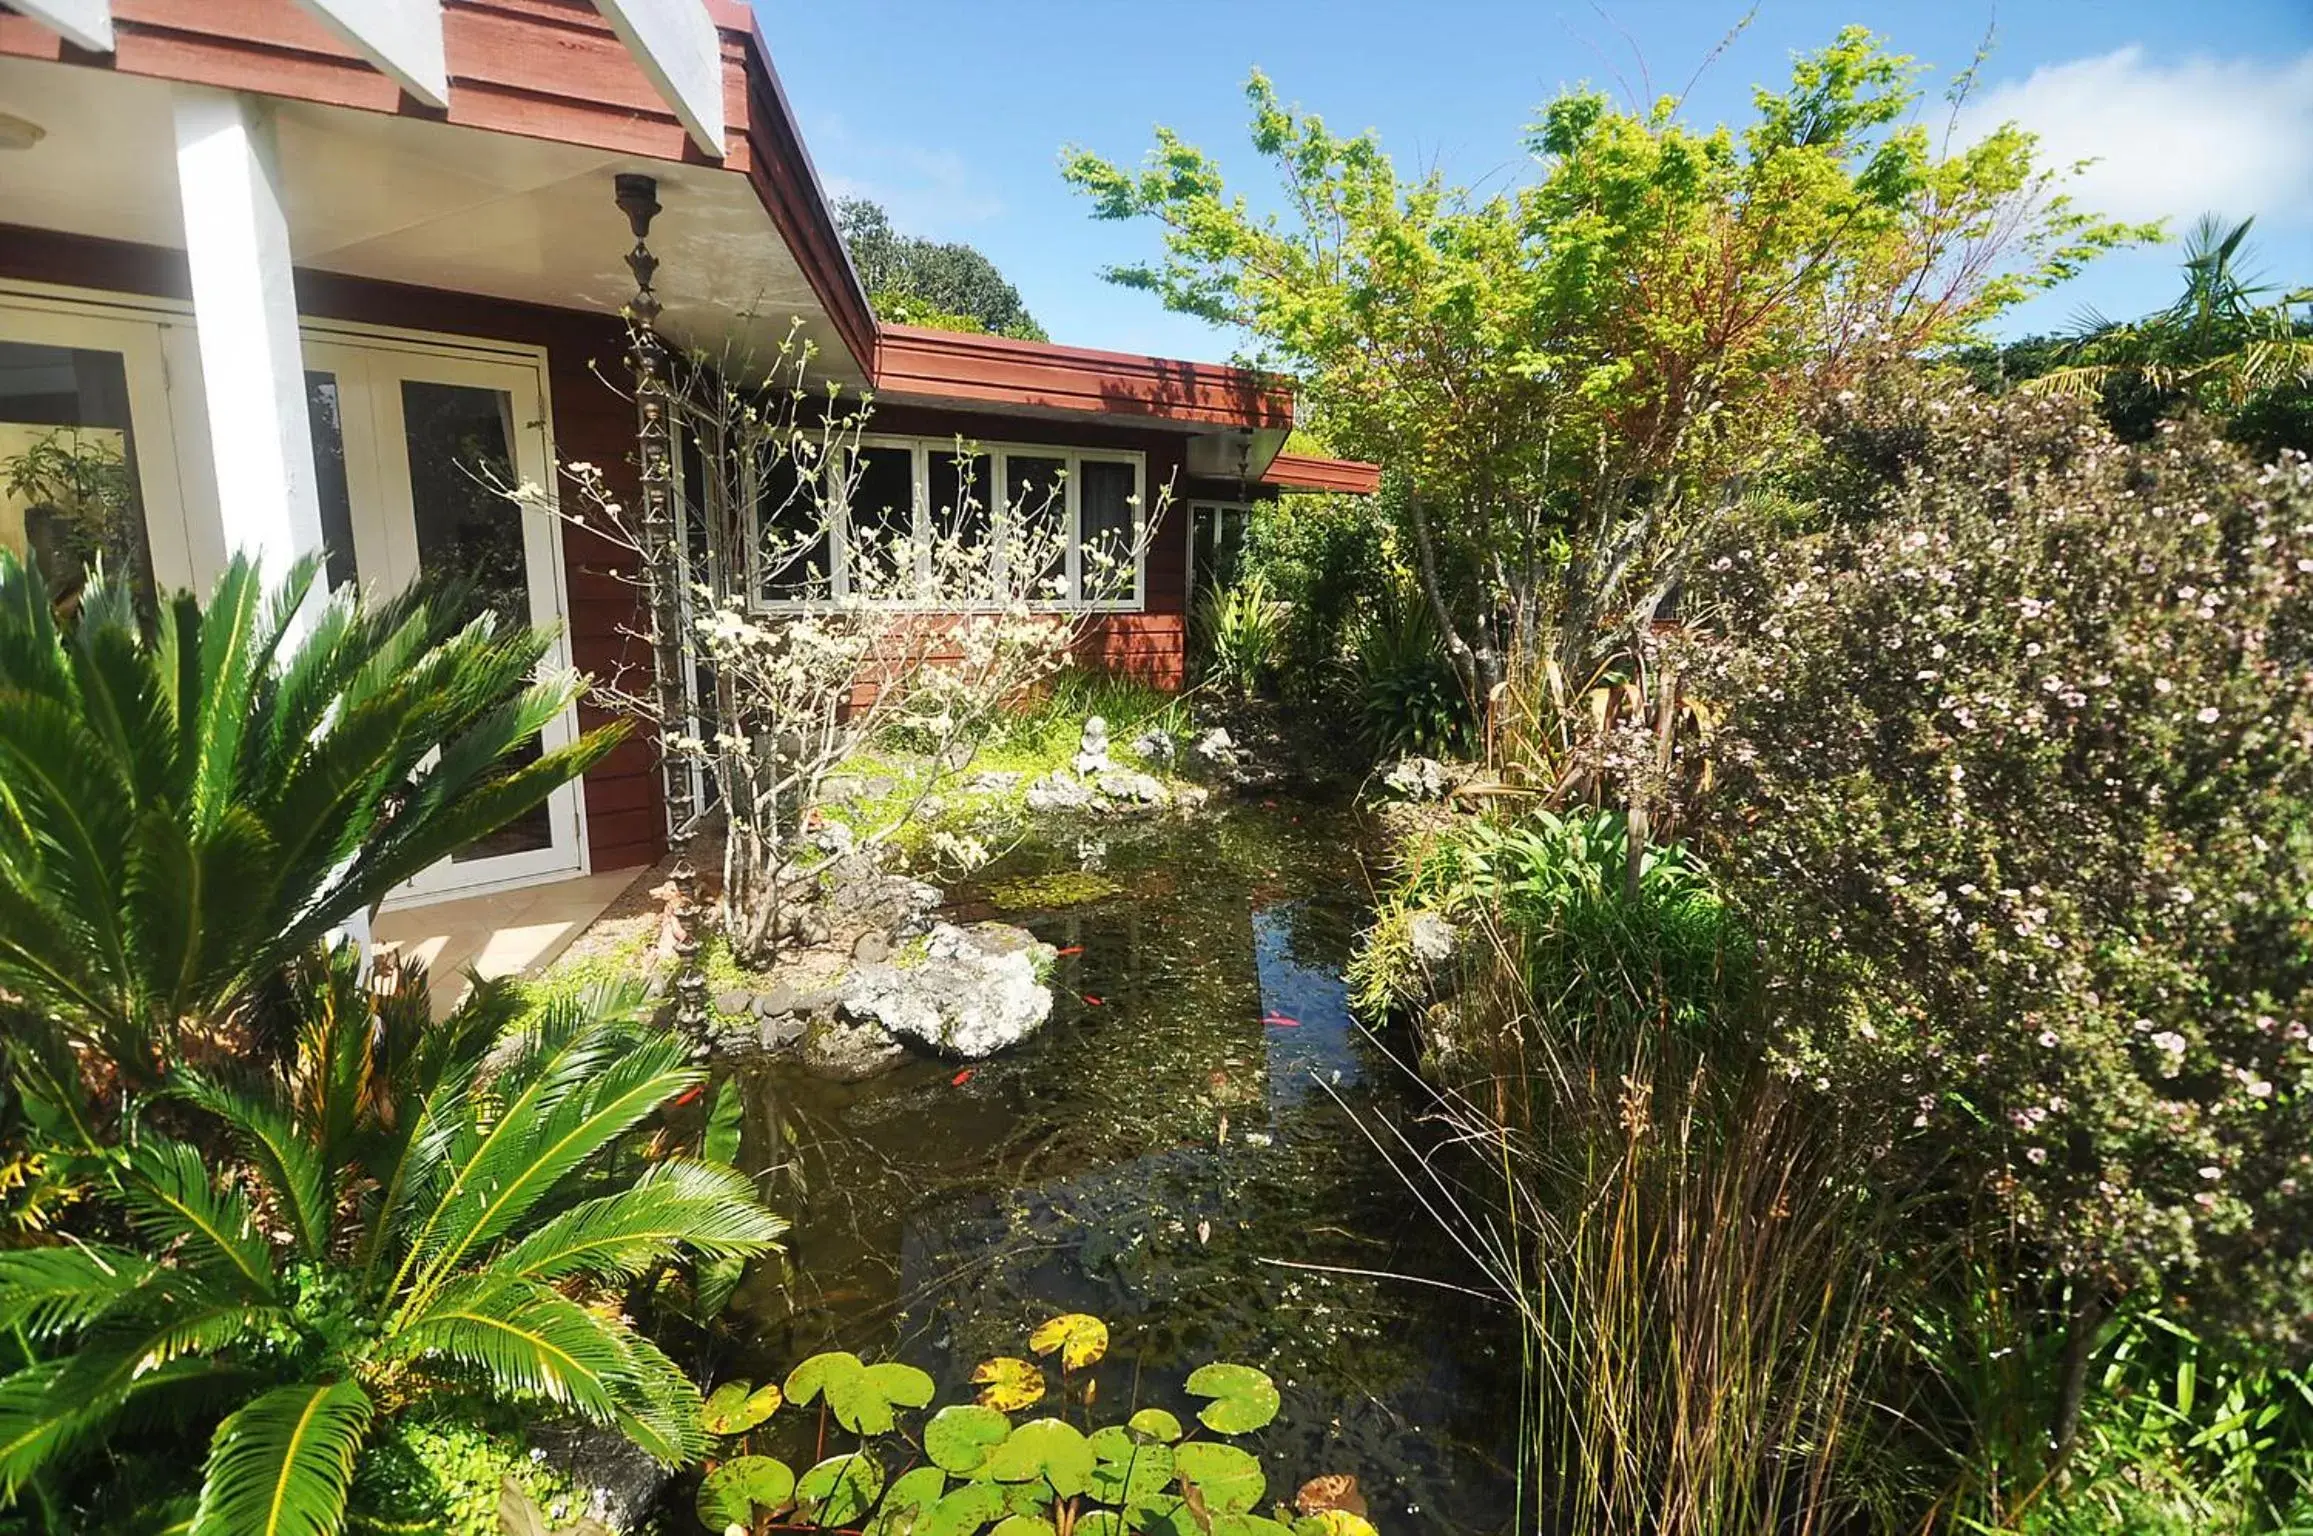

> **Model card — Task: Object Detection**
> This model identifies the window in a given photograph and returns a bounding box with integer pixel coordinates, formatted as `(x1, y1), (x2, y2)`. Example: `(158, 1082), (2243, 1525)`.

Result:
(0, 338), (157, 608)
(766, 436), (1147, 611)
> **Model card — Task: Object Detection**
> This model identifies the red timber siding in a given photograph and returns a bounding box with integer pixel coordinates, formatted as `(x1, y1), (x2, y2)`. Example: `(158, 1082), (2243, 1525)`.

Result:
(0, 226), (665, 872)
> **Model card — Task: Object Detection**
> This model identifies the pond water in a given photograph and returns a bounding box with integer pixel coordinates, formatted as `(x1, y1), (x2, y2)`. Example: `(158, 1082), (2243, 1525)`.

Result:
(713, 801), (1519, 1533)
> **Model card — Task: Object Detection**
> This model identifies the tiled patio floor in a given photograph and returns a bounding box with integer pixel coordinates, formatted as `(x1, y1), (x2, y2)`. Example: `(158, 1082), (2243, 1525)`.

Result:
(372, 867), (649, 1016)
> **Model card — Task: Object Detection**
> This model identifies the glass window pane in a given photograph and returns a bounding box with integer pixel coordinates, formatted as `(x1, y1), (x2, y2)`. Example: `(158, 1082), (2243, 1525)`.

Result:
(757, 447), (829, 603)
(929, 444), (993, 560)
(0, 340), (154, 612)
(1078, 459), (1139, 603)
(400, 378), (548, 861)
(305, 372), (358, 592)
(1004, 453), (1065, 601)
(846, 445), (915, 599)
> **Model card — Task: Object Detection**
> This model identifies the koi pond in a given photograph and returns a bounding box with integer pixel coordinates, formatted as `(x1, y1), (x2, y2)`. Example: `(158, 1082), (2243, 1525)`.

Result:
(702, 802), (1518, 1533)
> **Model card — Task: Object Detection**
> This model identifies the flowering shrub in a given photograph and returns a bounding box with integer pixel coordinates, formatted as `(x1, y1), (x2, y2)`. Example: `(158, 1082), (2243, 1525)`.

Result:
(1697, 381), (2313, 1341)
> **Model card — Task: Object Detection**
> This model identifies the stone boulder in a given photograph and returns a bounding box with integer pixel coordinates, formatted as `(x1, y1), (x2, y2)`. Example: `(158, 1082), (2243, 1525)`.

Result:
(1093, 769), (1168, 808)
(1130, 726), (1177, 767)
(1186, 727), (1243, 783)
(800, 1010), (911, 1081)
(1026, 770), (1095, 813)
(840, 921), (1056, 1059)
(1380, 755), (1451, 802)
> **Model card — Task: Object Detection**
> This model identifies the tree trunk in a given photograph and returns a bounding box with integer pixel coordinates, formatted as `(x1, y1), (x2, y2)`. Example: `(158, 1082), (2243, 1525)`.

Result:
(1404, 490), (1484, 711)
(2052, 1288), (2109, 1462)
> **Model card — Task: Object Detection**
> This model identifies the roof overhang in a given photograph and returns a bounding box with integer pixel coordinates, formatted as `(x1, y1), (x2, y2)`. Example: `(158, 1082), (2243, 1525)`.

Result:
(0, 0), (1309, 453)
(1260, 452), (1381, 496)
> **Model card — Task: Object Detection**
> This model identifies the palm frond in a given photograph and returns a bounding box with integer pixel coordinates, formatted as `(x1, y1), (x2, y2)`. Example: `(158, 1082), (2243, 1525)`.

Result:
(121, 1140), (274, 1297)
(191, 1378), (372, 1536)
(486, 1159), (786, 1286)
(0, 1242), (156, 1338)
(383, 1279), (634, 1423)
(173, 1074), (331, 1263)
(602, 1328), (711, 1468)
(398, 1029), (697, 1307)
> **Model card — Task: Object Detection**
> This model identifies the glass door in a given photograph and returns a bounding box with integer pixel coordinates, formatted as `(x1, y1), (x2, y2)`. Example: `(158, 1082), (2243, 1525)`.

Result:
(0, 298), (189, 610)
(303, 337), (585, 904)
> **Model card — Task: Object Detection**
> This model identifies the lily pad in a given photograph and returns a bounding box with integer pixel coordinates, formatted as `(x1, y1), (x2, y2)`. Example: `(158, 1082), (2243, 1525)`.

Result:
(1174, 1442), (1265, 1515)
(1075, 1514), (1130, 1536)
(1293, 1476), (1367, 1519)
(1126, 1407), (1184, 1443)
(971, 1356), (1047, 1412)
(695, 1455), (795, 1530)
(1086, 1428), (1174, 1505)
(797, 1450), (885, 1527)
(701, 1379), (783, 1436)
(1027, 1312), (1110, 1371)
(1183, 1362), (1281, 1434)
(925, 1403), (1013, 1475)
(1002, 1482), (1055, 1518)
(991, 1517), (1056, 1536)
(784, 1351), (865, 1410)
(984, 1417), (1094, 1498)
(783, 1351), (934, 1434)
(864, 1465), (947, 1535)
(911, 1480), (1007, 1536)
(1292, 1514), (1379, 1536)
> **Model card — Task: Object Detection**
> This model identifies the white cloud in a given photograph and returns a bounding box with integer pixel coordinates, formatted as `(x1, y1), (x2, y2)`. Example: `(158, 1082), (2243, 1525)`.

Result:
(1955, 46), (2313, 230)
(807, 113), (1005, 234)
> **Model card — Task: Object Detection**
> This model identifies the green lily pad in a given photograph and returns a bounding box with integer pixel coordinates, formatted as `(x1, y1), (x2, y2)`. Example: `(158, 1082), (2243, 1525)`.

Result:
(783, 1351), (934, 1434)
(1002, 1481), (1055, 1518)
(863, 1464), (948, 1534)
(916, 1481), (1008, 1536)
(701, 1379), (783, 1436)
(1087, 1427), (1175, 1505)
(797, 1450), (885, 1527)
(984, 1418), (1094, 1498)
(1173, 1442), (1265, 1515)
(1126, 1407), (1183, 1444)
(925, 1403), (1013, 1475)
(991, 1517), (1056, 1536)
(1075, 1514), (1130, 1536)
(1210, 1518), (1294, 1536)
(784, 1351), (865, 1410)
(695, 1454), (795, 1530)
(1183, 1362), (1281, 1434)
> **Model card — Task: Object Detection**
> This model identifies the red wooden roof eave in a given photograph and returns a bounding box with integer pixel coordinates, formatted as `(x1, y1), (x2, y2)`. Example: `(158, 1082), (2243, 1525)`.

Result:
(1259, 451), (1382, 496)
(871, 323), (1295, 435)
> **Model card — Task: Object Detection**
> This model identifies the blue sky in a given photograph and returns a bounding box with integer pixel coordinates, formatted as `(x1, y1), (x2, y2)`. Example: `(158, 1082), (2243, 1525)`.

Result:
(757, 1), (2313, 363)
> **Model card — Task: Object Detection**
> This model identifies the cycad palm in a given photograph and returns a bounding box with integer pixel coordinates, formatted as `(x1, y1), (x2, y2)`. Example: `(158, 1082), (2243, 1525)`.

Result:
(2028, 214), (2313, 410)
(0, 956), (784, 1534)
(0, 548), (623, 1088)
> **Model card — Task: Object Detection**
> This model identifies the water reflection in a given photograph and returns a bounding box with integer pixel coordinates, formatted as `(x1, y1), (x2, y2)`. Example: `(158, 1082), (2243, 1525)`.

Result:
(719, 805), (1515, 1532)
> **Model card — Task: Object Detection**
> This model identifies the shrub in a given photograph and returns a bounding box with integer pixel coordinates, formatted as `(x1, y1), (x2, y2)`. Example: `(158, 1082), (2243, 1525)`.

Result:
(1345, 582), (1470, 759)
(1237, 491), (1391, 688)
(1696, 384), (2313, 1361)
(1192, 573), (1287, 696)
(0, 957), (786, 1530)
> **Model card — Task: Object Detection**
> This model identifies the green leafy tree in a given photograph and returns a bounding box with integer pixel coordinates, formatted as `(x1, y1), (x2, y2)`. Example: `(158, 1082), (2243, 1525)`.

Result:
(0, 549), (620, 1093)
(1065, 30), (2141, 703)
(0, 958), (786, 1534)
(835, 197), (1048, 341)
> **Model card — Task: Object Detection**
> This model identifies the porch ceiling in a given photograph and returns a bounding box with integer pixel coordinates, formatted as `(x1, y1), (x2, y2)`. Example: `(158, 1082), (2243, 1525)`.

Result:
(0, 53), (865, 383)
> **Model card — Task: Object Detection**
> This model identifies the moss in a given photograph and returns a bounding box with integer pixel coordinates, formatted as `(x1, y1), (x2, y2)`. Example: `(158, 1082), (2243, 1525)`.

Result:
(348, 1411), (588, 1536)
(984, 870), (1126, 910)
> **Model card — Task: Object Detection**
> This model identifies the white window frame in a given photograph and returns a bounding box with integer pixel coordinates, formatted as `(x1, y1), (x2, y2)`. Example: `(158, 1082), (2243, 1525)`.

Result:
(1186, 499), (1254, 599)
(748, 432), (1147, 615)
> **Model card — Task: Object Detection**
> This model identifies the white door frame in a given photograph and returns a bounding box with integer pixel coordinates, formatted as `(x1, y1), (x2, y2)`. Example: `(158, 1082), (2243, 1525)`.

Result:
(0, 281), (592, 908)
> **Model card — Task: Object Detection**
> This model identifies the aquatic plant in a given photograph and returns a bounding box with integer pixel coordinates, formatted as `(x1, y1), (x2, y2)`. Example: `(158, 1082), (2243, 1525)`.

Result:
(691, 1312), (1376, 1535)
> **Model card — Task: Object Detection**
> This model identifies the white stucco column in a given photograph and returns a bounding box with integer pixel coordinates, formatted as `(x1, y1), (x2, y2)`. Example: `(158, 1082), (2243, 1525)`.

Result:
(171, 86), (326, 601)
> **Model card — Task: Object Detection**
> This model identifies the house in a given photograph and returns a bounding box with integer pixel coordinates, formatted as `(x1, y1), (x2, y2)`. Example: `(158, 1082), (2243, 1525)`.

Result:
(0, 0), (1374, 923)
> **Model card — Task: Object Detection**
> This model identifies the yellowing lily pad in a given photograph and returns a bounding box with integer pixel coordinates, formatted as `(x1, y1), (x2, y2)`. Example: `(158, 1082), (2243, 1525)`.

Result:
(1027, 1312), (1110, 1371)
(971, 1355), (1047, 1412)
(1184, 1362), (1281, 1434)
(1292, 1513), (1379, 1536)
(701, 1378), (782, 1436)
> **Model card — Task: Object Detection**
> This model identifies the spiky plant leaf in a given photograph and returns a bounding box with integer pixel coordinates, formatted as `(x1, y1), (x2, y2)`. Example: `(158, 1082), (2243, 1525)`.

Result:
(487, 1159), (785, 1285)
(190, 1378), (371, 1536)
(0, 1242), (155, 1337)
